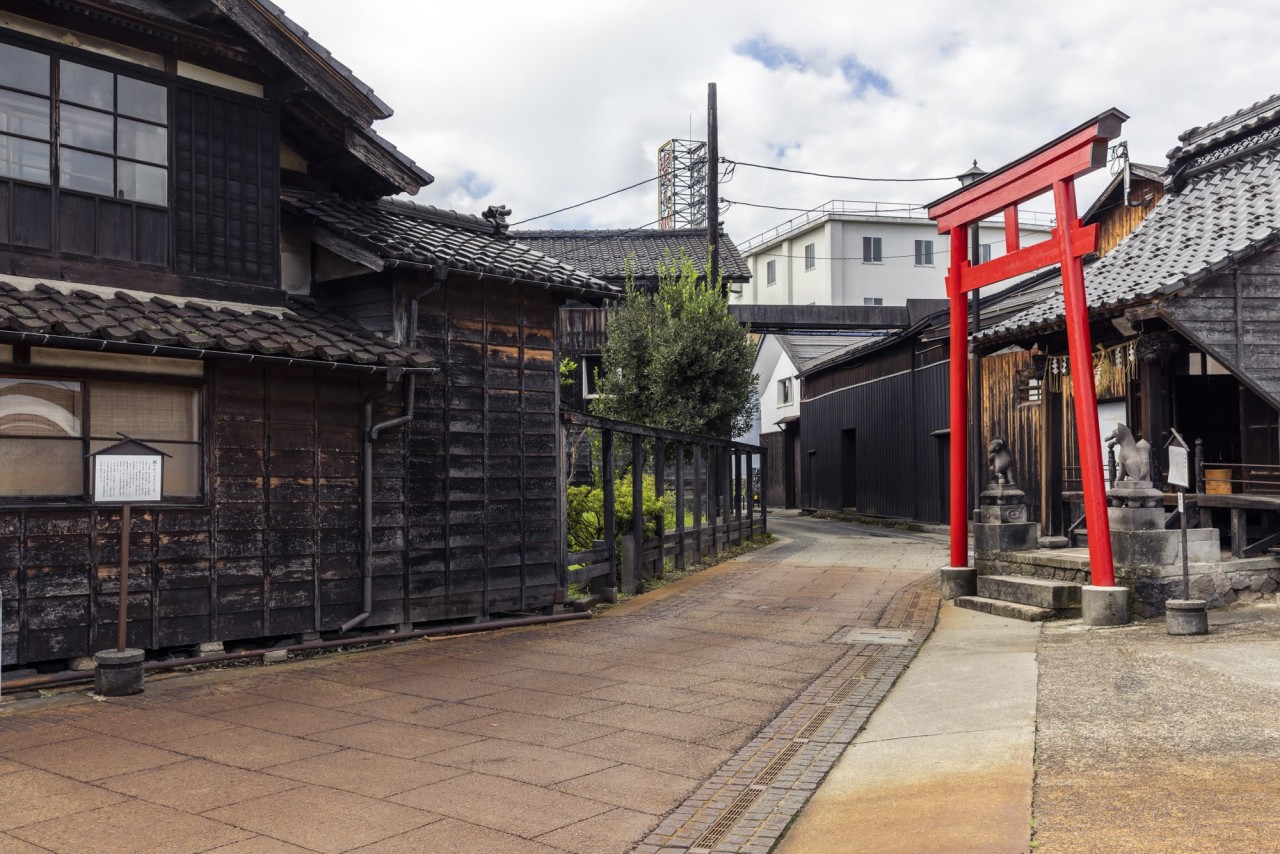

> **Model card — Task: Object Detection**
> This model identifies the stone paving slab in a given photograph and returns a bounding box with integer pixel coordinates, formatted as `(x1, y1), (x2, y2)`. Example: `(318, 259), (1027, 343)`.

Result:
(0, 516), (946, 853)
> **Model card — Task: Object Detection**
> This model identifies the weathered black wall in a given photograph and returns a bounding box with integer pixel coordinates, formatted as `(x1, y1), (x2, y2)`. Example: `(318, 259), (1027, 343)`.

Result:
(798, 361), (949, 522)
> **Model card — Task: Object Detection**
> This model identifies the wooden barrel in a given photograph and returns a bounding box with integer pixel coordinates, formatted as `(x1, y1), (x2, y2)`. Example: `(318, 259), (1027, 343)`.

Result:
(1204, 468), (1233, 494)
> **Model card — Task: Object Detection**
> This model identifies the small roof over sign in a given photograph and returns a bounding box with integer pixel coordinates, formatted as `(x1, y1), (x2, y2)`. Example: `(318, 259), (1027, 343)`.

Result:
(88, 435), (173, 458)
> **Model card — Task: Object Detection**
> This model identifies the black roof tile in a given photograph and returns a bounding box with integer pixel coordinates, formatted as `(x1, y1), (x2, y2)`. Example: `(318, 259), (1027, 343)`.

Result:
(0, 280), (433, 369)
(511, 228), (751, 286)
(283, 190), (615, 298)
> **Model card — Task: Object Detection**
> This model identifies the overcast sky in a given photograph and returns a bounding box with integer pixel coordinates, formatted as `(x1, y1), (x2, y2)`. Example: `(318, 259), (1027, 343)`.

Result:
(285, 1), (1280, 244)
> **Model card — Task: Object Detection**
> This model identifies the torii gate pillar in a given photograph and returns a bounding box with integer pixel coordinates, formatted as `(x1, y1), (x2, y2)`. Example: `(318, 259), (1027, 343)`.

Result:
(928, 109), (1128, 615)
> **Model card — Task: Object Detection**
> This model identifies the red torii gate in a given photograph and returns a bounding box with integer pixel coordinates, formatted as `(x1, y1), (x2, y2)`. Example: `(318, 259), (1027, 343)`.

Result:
(926, 109), (1127, 590)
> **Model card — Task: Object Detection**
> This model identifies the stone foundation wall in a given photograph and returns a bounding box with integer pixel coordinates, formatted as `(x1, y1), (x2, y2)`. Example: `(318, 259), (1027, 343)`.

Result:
(1126, 565), (1280, 618)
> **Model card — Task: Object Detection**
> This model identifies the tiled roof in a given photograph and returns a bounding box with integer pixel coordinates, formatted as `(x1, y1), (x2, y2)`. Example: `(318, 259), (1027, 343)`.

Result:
(511, 228), (752, 285)
(775, 333), (875, 367)
(284, 191), (615, 296)
(982, 105), (1280, 340)
(796, 335), (890, 377)
(0, 279), (432, 368)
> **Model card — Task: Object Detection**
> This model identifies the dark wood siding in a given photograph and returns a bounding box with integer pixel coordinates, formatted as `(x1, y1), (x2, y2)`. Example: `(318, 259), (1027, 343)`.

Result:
(799, 361), (949, 521)
(1163, 248), (1280, 408)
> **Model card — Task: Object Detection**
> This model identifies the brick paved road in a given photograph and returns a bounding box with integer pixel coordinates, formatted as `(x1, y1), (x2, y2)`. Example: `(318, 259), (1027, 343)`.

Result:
(0, 515), (945, 853)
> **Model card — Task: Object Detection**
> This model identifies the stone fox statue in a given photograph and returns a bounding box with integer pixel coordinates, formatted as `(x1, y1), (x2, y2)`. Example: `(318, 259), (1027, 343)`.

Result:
(1105, 423), (1150, 482)
(988, 437), (1015, 485)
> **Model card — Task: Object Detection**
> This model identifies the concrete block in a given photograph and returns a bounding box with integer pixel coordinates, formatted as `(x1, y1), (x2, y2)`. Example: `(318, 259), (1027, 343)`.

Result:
(977, 575), (1082, 610)
(954, 595), (1052, 622)
(262, 649), (288, 664)
(1165, 599), (1209, 635)
(1039, 536), (1071, 549)
(1082, 585), (1130, 626)
(1108, 505), (1167, 531)
(939, 566), (976, 600)
(94, 648), (144, 696)
(197, 642), (224, 657)
(1112, 527), (1220, 570)
(973, 522), (1039, 553)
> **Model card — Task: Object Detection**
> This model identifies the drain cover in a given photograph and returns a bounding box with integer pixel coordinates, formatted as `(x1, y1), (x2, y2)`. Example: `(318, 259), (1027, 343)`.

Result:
(832, 628), (915, 645)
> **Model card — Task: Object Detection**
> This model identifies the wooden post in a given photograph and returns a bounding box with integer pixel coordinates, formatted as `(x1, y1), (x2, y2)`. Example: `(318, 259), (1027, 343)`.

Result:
(947, 228), (970, 568)
(693, 444), (704, 561)
(599, 429), (616, 596)
(675, 441), (686, 571)
(746, 450), (755, 539)
(735, 450), (745, 544)
(654, 439), (666, 578)
(117, 503), (131, 652)
(760, 447), (769, 535)
(707, 82), (720, 292)
(632, 433), (645, 585)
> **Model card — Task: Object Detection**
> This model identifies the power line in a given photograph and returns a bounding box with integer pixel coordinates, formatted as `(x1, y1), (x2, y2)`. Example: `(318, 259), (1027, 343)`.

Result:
(721, 157), (956, 182)
(724, 198), (925, 216)
(511, 175), (661, 226)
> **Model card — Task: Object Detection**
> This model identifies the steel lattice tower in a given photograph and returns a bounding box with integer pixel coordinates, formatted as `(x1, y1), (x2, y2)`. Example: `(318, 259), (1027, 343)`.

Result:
(658, 139), (708, 230)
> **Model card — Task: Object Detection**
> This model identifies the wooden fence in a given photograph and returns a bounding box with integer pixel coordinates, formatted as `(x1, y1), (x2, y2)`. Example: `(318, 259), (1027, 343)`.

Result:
(561, 411), (767, 600)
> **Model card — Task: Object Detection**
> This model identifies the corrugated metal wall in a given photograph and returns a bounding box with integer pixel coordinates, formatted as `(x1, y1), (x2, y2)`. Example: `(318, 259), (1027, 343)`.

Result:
(799, 361), (950, 521)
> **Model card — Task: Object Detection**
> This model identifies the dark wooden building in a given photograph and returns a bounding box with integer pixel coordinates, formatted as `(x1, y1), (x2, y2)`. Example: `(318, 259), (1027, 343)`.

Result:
(0, 0), (613, 669)
(513, 228), (750, 412)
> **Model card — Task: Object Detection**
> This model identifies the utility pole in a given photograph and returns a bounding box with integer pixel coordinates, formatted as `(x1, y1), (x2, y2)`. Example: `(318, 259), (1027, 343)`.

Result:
(707, 82), (721, 293)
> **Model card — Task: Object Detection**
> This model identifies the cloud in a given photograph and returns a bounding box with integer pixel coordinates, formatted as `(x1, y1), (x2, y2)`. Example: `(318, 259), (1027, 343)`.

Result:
(732, 36), (807, 72)
(279, 0), (1280, 247)
(839, 55), (893, 98)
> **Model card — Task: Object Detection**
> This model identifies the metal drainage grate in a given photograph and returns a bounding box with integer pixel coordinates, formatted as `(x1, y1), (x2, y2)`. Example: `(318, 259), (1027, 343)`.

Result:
(831, 627), (915, 645)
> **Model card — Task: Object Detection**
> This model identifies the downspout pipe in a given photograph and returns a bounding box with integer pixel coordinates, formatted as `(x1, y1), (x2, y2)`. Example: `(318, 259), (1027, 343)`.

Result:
(341, 283), (439, 633)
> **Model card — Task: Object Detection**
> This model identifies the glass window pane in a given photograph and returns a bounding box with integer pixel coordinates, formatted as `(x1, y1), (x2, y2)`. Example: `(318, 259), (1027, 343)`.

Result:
(117, 161), (166, 205)
(91, 382), (199, 442)
(59, 146), (113, 196)
(0, 378), (83, 436)
(0, 136), (50, 184)
(0, 438), (82, 496)
(60, 61), (113, 110)
(117, 75), (166, 124)
(0, 89), (50, 140)
(117, 118), (166, 164)
(60, 104), (113, 153)
(0, 43), (50, 95)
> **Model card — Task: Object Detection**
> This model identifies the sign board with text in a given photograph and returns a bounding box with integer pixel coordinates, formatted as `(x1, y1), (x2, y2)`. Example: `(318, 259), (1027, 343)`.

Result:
(89, 437), (169, 504)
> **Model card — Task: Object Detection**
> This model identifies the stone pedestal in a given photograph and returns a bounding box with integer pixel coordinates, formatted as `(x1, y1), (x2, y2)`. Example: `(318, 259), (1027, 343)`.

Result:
(1165, 598), (1209, 635)
(1082, 585), (1130, 626)
(94, 648), (144, 696)
(1106, 479), (1220, 570)
(974, 484), (1038, 555)
(939, 566), (976, 600)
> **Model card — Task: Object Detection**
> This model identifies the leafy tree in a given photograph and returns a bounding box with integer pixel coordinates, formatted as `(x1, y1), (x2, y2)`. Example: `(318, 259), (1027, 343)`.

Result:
(591, 255), (757, 438)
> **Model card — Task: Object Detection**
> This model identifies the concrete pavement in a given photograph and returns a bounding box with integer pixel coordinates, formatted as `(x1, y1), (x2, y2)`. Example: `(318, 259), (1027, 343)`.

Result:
(0, 514), (947, 853)
(778, 604), (1039, 854)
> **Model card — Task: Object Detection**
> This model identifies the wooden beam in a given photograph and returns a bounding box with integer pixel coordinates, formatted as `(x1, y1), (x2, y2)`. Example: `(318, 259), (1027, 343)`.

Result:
(309, 226), (385, 272)
(958, 224), (1098, 293)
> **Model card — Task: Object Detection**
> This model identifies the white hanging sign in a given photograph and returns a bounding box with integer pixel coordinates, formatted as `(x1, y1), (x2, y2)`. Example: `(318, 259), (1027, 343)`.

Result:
(1168, 445), (1190, 490)
(94, 455), (162, 503)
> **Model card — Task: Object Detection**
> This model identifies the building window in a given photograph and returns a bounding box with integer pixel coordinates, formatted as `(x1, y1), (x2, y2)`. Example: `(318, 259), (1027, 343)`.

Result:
(58, 59), (169, 205)
(804, 243), (816, 270)
(914, 239), (934, 266)
(765, 259), (777, 285)
(778, 378), (792, 405)
(581, 354), (604, 399)
(0, 44), (169, 204)
(863, 297), (883, 306)
(979, 243), (993, 264)
(0, 376), (201, 500)
(862, 236), (882, 263)
(0, 33), (279, 285)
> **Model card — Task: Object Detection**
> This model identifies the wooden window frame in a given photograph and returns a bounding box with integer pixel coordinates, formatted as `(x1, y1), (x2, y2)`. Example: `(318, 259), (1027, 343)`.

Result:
(0, 364), (206, 507)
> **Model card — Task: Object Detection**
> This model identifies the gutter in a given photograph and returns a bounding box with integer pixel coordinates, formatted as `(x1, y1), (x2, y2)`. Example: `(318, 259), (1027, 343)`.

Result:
(341, 282), (438, 632)
(0, 329), (435, 375)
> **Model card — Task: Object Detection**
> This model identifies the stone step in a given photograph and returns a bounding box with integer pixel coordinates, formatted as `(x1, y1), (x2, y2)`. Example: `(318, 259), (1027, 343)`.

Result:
(977, 575), (1082, 610)
(954, 596), (1053, 622)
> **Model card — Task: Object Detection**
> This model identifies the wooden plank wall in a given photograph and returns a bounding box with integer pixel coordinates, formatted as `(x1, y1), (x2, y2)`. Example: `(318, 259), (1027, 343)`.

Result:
(408, 279), (560, 622)
(980, 350), (1044, 527)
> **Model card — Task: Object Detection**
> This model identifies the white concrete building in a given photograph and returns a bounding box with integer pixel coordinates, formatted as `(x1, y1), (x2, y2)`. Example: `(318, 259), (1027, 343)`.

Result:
(732, 201), (1053, 307)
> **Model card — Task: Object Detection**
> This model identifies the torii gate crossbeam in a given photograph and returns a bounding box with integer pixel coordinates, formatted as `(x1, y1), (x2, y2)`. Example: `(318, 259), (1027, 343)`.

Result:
(927, 108), (1128, 589)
